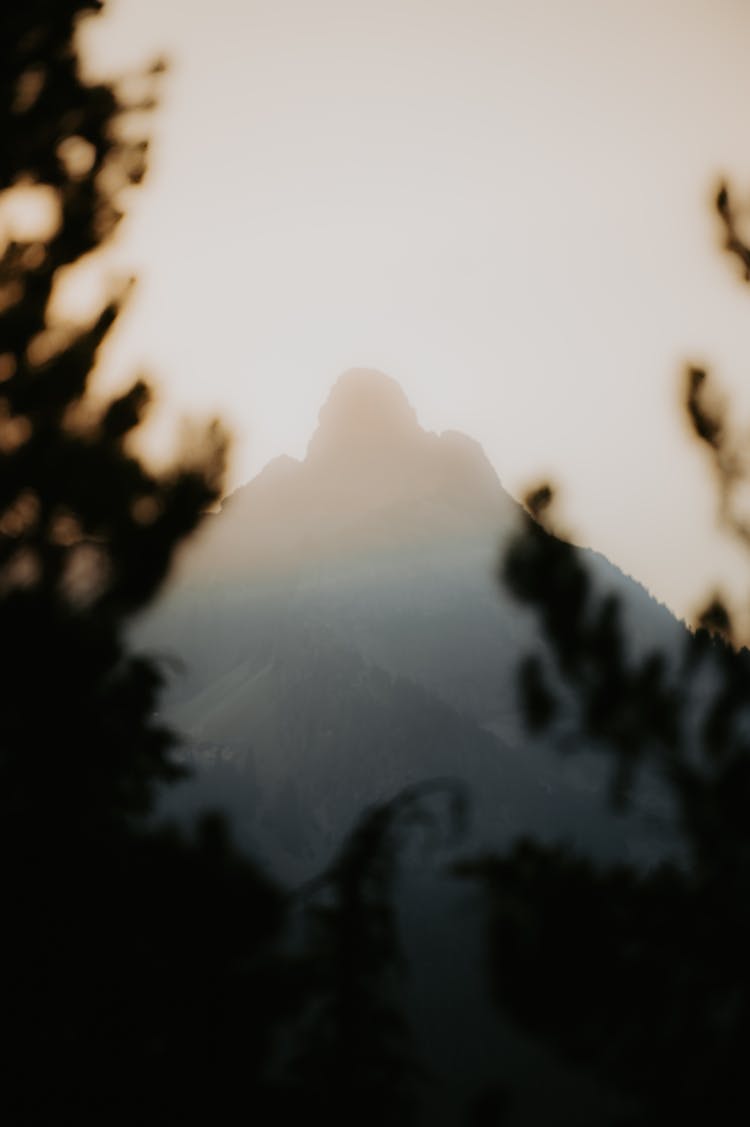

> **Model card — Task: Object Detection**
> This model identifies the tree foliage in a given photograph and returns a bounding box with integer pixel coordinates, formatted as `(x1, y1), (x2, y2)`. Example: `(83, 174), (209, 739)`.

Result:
(0, 5), (295, 1123)
(0, 7), (426, 1124)
(287, 784), (464, 1127)
(462, 183), (750, 1124)
(0, 0), (229, 832)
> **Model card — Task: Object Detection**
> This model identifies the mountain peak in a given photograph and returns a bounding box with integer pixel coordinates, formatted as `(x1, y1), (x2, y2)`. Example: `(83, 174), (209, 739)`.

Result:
(306, 368), (419, 464)
(181, 368), (520, 582)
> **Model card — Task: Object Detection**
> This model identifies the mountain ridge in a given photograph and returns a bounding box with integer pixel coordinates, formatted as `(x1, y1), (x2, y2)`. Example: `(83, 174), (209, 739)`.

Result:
(136, 368), (696, 1124)
(140, 368), (685, 881)
(179, 368), (519, 581)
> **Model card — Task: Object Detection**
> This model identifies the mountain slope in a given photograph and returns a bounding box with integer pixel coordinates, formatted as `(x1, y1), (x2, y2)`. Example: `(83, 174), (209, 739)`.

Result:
(141, 368), (684, 877)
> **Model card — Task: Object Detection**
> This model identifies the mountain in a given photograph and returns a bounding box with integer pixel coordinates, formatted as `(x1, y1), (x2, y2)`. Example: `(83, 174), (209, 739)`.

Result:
(181, 367), (518, 581)
(139, 368), (684, 882)
(133, 368), (696, 1124)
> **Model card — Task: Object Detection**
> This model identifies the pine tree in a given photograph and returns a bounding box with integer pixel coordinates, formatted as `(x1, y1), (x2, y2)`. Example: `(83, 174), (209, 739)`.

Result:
(462, 183), (750, 1124)
(0, 6), (291, 1123)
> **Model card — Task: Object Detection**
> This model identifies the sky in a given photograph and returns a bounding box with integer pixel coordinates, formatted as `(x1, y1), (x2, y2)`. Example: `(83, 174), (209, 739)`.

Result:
(71, 0), (750, 624)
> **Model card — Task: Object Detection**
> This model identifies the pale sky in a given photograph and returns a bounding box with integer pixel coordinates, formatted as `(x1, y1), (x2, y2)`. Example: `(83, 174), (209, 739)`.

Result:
(71, 0), (750, 624)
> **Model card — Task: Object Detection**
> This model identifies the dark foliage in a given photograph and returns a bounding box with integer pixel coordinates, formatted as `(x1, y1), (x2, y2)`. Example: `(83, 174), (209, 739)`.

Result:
(286, 782), (465, 1127)
(462, 183), (750, 1124)
(0, 5), (306, 1124)
(0, 6), (431, 1124)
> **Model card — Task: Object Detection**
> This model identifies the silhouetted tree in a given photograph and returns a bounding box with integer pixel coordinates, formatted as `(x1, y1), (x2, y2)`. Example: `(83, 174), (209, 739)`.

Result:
(1, 7), (428, 1125)
(462, 183), (750, 1124)
(0, 5), (297, 1123)
(285, 781), (466, 1127)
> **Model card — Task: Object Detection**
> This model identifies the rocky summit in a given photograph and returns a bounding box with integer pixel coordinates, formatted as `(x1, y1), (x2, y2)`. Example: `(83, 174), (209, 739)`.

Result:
(182, 368), (519, 581)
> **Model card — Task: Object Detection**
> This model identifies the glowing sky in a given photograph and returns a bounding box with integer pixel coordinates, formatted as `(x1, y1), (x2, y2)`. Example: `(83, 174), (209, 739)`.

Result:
(76, 0), (750, 623)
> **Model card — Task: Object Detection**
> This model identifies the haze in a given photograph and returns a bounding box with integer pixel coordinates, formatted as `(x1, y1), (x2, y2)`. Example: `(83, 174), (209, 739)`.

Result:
(74, 0), (750, 623)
